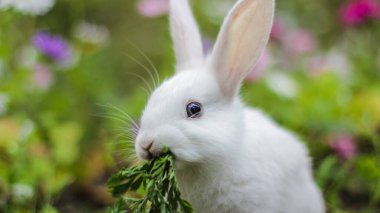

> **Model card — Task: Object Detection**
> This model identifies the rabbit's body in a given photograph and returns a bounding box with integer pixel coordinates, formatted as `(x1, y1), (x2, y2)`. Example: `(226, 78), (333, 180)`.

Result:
(176, 107), (324, 213)
(135, 0), (325, 212)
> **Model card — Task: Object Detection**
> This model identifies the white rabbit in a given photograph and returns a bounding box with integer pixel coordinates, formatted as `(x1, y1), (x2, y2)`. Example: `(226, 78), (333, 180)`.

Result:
(134, 0), (325, 212)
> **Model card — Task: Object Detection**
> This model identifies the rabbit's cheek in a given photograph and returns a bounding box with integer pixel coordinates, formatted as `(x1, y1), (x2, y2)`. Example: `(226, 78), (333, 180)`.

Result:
(172, 148), (203, 163)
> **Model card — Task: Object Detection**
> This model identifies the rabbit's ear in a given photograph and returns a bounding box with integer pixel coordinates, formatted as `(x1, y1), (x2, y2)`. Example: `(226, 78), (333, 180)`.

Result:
(170, 0), (204, 70)
(209, 0), (274, 97)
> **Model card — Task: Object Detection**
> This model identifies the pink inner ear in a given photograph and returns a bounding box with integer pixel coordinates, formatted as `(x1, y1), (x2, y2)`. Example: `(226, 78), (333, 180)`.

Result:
(231, 8), (243, 21)
(224, 1), (264, 73)
(209, 0), (274, 98)
(231, 0), (256, 22)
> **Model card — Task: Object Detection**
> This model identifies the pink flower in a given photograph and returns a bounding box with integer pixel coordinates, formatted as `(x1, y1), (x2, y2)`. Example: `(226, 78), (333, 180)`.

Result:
(330, 135), (357, 160)
(245, 48), (271, 82)
(284, 29), (317, 55)
(340, 0), (380, 26)
(307, 56), (326, 76)
(33, 64), (53, 89)
(137, 0), (169, 17)
(270, 18), (285, 41)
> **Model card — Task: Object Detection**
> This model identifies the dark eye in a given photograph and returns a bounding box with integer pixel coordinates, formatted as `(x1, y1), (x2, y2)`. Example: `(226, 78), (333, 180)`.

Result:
(186, 102), (202, 118)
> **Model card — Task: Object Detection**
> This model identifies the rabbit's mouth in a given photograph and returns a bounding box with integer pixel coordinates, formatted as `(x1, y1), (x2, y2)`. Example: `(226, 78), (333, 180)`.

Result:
(151, 146), (178, 161)
(135, 124), (203, 164)
(137, 140), (176, 162)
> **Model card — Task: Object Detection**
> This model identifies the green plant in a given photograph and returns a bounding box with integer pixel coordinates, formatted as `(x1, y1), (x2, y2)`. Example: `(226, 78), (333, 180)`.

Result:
(107, 149), (193, 213)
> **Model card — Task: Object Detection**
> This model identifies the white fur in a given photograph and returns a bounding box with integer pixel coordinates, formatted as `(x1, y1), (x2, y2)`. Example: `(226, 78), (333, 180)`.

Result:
(170, 0), (204, 70)
(135, 0), (325, 212)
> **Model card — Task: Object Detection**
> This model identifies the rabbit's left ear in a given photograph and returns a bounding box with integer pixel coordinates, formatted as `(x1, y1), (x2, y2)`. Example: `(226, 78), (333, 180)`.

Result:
(170, 0), (204, 71)
(209, 0), (275, 98)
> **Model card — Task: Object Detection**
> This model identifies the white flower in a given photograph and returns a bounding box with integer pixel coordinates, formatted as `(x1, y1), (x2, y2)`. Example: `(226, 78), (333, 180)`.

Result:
(266, 72), (298, 99)
(12, 183), (34, 201)
(323, 50), (352, 80)
(73, 21), (110, 46)
(0, 0), (55, 16)
(307, 49), (352, 80)
(0, 0), (11, 9)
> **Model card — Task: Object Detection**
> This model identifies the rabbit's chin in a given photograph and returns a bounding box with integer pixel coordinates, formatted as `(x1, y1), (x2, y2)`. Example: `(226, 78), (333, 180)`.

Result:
(172, 149), (203, 164)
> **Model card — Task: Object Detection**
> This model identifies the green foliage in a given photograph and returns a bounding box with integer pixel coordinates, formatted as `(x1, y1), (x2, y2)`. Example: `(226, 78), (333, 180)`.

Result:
(108, 199), (128, 213)
(108, 150), (193, 213)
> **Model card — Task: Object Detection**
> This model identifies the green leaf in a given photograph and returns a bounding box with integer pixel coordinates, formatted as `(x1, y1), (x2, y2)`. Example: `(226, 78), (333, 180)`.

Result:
(107, 198), (127, 213)
(108, 152), (193, 212)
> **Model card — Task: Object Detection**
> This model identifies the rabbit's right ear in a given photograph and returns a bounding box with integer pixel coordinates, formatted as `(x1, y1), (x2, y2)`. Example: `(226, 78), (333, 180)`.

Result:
(209, 0), (275, 98)
(170, 0), (204, 71)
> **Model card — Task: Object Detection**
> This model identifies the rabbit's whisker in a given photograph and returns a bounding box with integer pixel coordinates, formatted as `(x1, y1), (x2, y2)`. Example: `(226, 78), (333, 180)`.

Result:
(97, 103), (140, 129)
(139, 85), (150, 97)
(125, 39), (161, 86)
(122, 52), (156, 92)
(127, 72), (154, 95)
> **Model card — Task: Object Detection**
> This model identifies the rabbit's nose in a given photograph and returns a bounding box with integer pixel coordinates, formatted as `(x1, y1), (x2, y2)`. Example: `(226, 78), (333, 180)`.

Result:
(141, 141), (154, 160)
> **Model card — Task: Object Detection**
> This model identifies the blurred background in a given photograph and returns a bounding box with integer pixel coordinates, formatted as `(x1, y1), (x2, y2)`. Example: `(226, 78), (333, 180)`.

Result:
(0, 0), (379, 212)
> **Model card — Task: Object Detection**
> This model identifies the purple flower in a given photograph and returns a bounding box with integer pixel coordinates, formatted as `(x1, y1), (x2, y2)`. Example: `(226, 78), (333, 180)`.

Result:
(330, 135), (357, 160)
(137, 0), (169, 18)
(33, 31), (71, 62)
(340, 0), (380, 26)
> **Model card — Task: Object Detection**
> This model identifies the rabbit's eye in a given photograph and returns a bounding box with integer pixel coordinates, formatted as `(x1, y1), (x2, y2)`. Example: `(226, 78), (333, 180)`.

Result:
(186, 102), (202, 118)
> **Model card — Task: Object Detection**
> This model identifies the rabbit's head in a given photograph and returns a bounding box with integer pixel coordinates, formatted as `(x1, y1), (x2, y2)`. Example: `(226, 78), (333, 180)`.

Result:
(135, 0), (274, 168)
